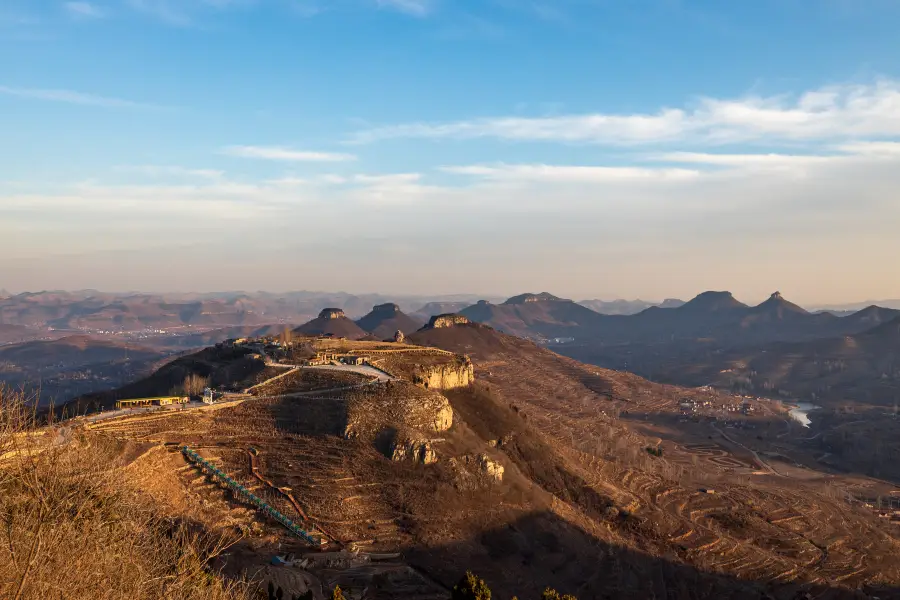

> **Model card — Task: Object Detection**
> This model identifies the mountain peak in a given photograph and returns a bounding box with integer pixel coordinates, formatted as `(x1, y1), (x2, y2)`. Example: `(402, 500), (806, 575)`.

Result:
(503, 292), (568, 305)
(318, 308), (347, 320)
(371, 302), (401, 313)
(680, 291), (747, 312)
(355, 303), (422, 338)
(754, 292), (808, 315)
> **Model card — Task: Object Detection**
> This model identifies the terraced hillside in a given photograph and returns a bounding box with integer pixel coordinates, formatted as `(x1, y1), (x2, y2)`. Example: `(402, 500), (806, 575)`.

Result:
(76, 329), (900, 599)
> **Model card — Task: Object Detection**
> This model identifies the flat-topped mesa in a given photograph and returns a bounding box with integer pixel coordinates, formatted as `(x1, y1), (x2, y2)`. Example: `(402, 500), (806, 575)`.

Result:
(372, 302), (401, 313)
(427, 314), (471, 329)
(503, 292), (568, 305)
(319, 308), (346, 320)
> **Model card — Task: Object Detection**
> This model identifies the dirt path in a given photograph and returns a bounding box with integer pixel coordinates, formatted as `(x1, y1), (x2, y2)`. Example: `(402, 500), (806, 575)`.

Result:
(711, 423), (783, 477)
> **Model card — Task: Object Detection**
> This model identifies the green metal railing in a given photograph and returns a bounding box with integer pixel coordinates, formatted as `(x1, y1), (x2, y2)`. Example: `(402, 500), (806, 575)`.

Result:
(181, 446), (319, 545)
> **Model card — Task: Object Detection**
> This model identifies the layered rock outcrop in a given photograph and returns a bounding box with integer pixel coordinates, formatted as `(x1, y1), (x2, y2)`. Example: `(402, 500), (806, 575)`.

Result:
(319, 308), (346, 320)
(342, 381), (453, 464)
(343, 381), (453, 440)
(412, 357), (475, 390)
(389, 436), (437, 464)
(449, 453), (506, 487)
(476, 454), (505, 481)
(427, 314), (470, 329)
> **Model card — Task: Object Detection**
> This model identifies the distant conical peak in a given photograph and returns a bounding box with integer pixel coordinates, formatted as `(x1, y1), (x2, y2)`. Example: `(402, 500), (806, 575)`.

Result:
(686, 291), (738, 303)
(771, 291), (783, 300)
(679, 291), (747, 312)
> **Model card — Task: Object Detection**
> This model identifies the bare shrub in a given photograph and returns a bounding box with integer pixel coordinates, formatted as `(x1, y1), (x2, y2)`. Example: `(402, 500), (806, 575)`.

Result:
(0, 387), (248, 600)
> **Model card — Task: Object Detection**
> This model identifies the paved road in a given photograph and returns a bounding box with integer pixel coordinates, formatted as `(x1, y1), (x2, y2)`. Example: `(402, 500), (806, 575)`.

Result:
(299, 363), (395, 383)
(82, 400), (210, 424)
(78, 363), (394, 424)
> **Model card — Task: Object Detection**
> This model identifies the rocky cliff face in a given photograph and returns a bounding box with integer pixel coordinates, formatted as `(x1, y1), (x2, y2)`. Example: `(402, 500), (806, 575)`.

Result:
(342, 381), (453, 464)
(428, 314), (471, 329)
(390, 436), (437, 464)
(319, 308), (346, 320)
(343, 381), (453, 440)
(413, 357), (475, 390)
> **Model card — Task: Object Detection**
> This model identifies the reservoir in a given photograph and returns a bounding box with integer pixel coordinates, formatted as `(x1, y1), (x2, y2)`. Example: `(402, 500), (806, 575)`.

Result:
(788, 402), (819, 428)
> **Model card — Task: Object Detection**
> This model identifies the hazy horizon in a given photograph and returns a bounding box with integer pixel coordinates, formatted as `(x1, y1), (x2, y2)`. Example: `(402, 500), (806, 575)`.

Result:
(2, 1), (899, 305)
(2, 286), (898, 311)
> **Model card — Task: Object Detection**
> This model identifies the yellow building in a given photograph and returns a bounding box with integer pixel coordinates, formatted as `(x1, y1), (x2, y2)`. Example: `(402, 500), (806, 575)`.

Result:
(115, 396), (188, 409)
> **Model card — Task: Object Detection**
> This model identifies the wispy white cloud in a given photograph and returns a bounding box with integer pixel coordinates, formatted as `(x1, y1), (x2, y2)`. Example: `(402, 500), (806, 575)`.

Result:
(351, 79), (900, 145)
(115, 165), (225, 179)
(442, 163), (700, 183)
(352, 110), (688, 144)
(376, 0), (432, 17)
(834, 141), (900, 156)
(352, 173), (421, 184)
(126, 0), (191, 25)
(657, 143), (900, 173)
(126, 0), (428, 24)
(64, 2), (106, 19)
(657, 152), (838, 170)
(434, 13), (506, 40)
(0, 85), (165, 109)
(223, 145), (357, 162)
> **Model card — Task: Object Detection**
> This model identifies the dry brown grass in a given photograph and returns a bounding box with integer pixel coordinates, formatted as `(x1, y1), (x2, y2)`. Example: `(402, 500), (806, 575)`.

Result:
(0, 387), (251, 600)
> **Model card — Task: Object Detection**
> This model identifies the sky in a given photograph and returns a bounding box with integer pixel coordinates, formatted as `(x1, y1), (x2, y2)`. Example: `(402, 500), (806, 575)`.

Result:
(1, 0), (899, 305)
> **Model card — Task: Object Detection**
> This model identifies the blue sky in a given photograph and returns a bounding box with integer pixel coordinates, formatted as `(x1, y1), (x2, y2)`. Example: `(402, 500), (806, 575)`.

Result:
(1, 0), (899, 304)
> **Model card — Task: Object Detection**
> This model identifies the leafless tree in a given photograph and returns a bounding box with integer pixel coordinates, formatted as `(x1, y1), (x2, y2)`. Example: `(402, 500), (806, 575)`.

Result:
(182, 373), (210, 398)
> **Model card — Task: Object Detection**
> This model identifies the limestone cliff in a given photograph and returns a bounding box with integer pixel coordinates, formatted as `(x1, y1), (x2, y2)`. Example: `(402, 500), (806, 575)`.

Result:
(390, 436), (437, 464)
(427, 314), (471, 329)
(343, 381), (453, 440)
(412, 357), (475, 390)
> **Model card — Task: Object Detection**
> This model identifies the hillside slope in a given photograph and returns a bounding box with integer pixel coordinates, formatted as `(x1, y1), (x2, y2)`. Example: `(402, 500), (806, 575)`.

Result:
(294, 309), (368, 340)
(460, 294), (606, 339)
(69, 324), (900, 598)
(668, 316), (900, 407)
(355, 303), (424, 339)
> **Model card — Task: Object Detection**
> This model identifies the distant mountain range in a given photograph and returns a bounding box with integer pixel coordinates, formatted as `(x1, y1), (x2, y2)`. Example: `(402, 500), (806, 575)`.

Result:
(578, 298), (685, 315)
(410, 302), (474, 322)
(813, 299), (900, 312)
(457, 291), (900, 347)
(0, 290), (501, 333)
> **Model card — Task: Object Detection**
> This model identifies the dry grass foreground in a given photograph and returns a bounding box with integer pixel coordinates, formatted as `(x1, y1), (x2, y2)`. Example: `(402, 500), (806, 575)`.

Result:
(0, 388), (249, 600)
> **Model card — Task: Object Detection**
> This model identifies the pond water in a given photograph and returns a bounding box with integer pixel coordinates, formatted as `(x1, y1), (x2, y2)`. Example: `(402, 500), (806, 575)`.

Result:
(788, 402), (820, 428)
